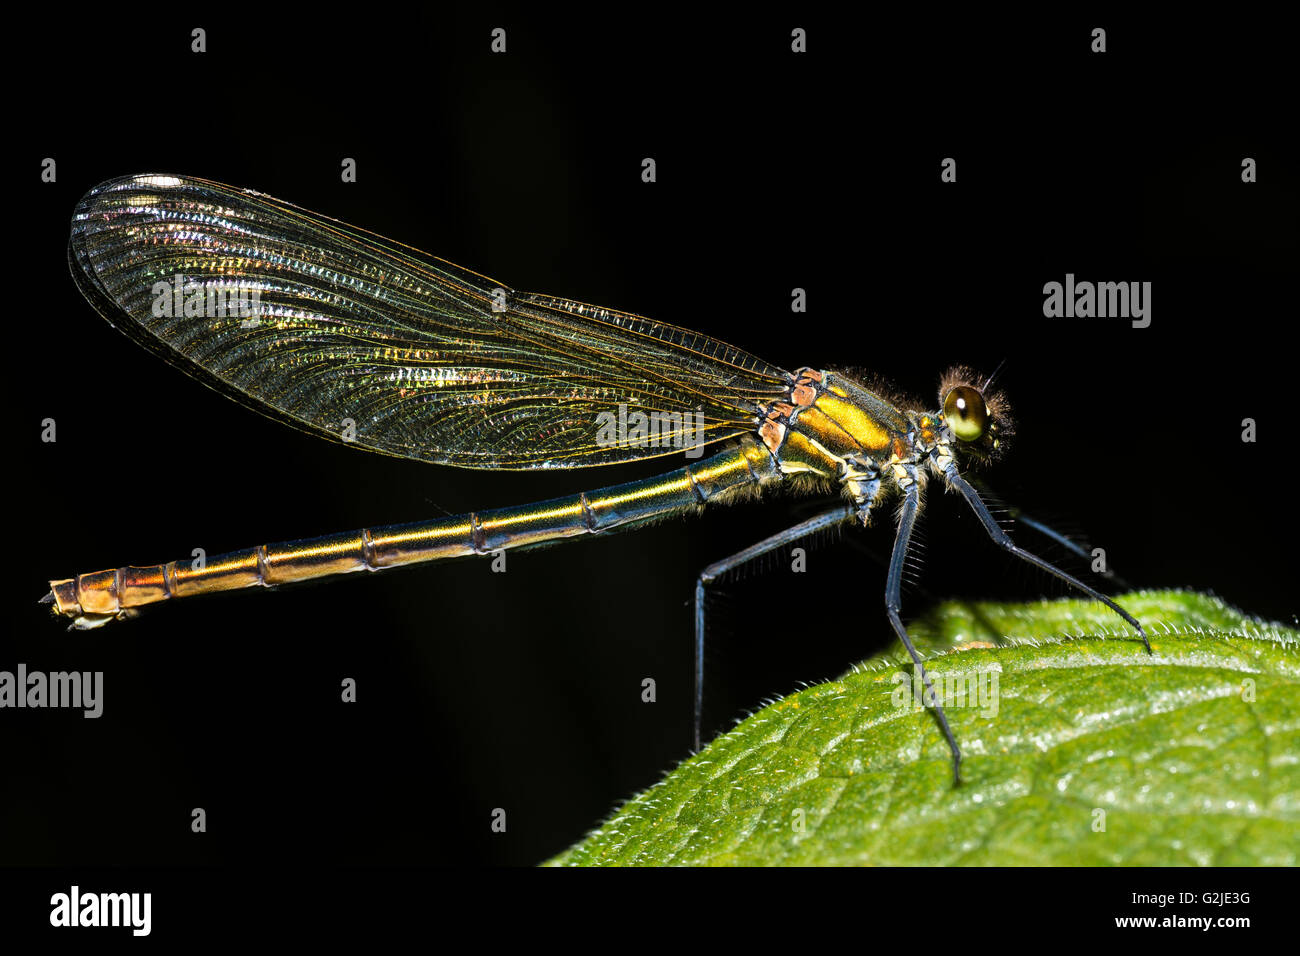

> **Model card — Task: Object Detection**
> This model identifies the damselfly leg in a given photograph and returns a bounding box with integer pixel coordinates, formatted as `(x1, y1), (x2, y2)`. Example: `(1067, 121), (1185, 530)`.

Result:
(887, 476), (965, 784)
(693, 504), (854, 750)
(1007, 509), (1132, 590)
(945, 470), (1151, 653)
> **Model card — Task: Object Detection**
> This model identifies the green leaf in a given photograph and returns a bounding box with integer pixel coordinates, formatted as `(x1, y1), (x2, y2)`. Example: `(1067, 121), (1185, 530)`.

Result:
(547, 591), (1299, 866)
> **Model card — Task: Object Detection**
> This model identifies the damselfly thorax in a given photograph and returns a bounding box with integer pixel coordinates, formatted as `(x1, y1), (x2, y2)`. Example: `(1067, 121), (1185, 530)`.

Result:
(754, 367), (1004, 514)
(44, 174), (1150, 783)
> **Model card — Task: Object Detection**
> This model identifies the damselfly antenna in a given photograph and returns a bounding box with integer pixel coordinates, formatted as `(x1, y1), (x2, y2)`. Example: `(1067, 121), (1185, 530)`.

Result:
(981, 358), (1008, 394)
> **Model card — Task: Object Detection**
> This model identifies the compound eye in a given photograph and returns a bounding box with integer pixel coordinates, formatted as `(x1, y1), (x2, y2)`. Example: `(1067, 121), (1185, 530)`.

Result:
(943, 386), (988, 442)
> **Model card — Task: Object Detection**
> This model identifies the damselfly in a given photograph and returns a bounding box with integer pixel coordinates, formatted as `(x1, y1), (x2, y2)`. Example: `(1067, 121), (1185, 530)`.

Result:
(44, 173), (1150, 783)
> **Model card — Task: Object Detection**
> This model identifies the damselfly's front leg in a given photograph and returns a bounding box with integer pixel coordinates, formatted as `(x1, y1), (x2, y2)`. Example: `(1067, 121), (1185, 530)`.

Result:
(965, 476), (1132, 590)
(943, 467), (1150, 653)
(692, 503), (855, 750)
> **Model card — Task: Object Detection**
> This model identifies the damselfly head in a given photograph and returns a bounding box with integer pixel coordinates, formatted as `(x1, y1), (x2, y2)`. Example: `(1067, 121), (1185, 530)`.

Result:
(936, 366), (1013, 461)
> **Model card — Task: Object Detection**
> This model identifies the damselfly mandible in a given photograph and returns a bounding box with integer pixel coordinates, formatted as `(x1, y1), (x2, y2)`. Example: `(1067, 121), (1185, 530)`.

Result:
(44, 174), (1150, 783)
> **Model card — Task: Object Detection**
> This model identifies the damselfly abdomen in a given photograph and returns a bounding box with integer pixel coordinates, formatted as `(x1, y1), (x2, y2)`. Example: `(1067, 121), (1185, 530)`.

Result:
(44, 174), (1150, 782)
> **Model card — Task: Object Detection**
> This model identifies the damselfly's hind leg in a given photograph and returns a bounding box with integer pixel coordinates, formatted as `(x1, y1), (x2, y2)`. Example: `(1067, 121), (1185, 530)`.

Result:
(692, 504), (854, 751)
(887, 477), (964, 785)
(944, 468), (1151, 654)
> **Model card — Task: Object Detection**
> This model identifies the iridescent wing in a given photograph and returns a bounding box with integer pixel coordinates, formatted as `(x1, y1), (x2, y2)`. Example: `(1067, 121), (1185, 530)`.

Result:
(69, 174), (791, 469)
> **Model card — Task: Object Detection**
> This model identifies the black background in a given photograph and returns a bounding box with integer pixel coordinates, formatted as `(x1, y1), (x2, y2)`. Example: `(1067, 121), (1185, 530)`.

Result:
(5, 4), (1296, 894)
